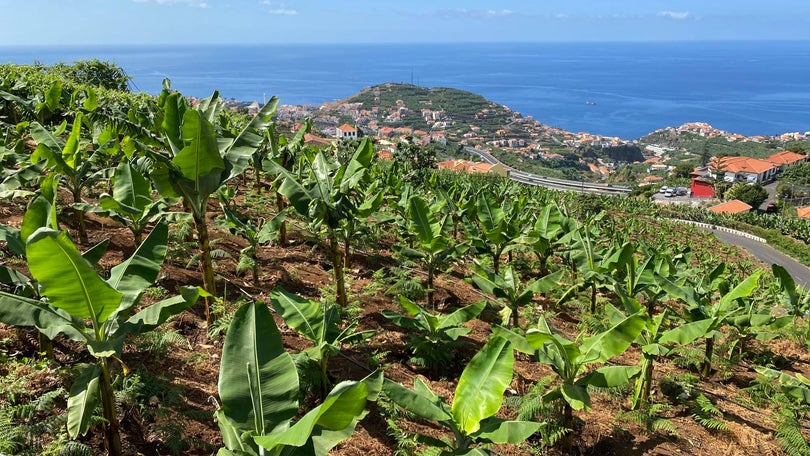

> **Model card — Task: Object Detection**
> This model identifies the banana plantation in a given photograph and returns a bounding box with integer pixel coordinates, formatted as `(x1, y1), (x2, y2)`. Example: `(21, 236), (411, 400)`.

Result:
(2, 62), (810, 456)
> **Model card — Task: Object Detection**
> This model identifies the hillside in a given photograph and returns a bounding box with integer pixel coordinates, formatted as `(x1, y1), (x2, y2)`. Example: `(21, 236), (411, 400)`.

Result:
(3, 61), (810, 456)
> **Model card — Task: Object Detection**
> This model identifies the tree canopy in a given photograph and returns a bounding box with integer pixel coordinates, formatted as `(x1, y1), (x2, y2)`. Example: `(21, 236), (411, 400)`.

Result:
(724, 182), (769, 208)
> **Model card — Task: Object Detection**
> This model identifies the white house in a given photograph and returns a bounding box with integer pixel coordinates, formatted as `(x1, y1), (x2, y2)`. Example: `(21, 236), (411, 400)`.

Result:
(336, 124), (358, 141)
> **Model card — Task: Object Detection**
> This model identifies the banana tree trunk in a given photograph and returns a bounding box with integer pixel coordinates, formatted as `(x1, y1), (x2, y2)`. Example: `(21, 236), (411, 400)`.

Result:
(427, 266), (435, 311)
(193, 212), (216, 324)
(560, 402), (574, 453)
(701, 336), (715, 377)
(98, 359), (122, 456)
(73, 191), (89, 244)
(590, 283), (597, 314)
(328, 229), (347, 307)
(38, 332), (54, 361)
(511, 304), (520, 329)
(250, 243), (259, 286)
(634, 353), (654, 409)
(276, 192), (287, 245)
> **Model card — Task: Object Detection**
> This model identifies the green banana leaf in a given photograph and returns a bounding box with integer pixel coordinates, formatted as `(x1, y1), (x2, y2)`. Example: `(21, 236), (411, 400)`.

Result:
(452, 337), (514, 436)
(26, 228), (122, 325)
(218, 301), (299, 436)
(67, 364), (101, 438)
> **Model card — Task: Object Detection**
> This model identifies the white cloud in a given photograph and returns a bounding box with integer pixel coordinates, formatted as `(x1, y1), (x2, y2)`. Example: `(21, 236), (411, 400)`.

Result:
(440, 8), (515, 19)
(261, 1), (297, 15)
(132, 0), (211, 8)
(657, 11), (691, 20)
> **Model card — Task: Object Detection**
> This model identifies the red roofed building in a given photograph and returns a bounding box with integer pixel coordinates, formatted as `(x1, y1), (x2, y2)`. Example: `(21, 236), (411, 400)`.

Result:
(708, 156), (777, 183)
(767, 150), (808, 171)
(304, 133), (332, 147)
(709, 199), (752, 215)
(336, 123), (358, 140)
(437, 159), (472, 172)
(690, 169), (716, 198)
(797, 206), (810, 219)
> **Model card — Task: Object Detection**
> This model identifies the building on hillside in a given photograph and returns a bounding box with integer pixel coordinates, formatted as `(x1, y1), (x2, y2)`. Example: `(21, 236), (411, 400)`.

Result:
(641, 175), (663, 186)
(708, 156), (778, 183)
(304, 133), (332, 147)
(436, 159), (508, 177)
(767, 150), (808, 172)
(335, 123), (358, 140)
(709, 199), (752, 215)
(690, 169), (716, 198)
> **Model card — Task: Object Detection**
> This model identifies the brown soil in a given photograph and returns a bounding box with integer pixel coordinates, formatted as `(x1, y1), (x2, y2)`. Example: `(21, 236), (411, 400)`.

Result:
(0, 194), (804, 456)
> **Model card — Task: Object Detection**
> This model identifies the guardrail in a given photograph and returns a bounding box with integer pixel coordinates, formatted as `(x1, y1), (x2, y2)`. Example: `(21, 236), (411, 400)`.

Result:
(466, 147), (632, 195)
(672, 219), (767, 243)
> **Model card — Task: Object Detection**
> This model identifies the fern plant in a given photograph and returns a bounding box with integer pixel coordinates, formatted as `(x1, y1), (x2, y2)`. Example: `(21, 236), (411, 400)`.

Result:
(0, 388), (94, 456)
(777, 411), (810, 456)
(616, 402), (678, 436)
(691, 393), (730, 432)
(504, 375), (570, 449)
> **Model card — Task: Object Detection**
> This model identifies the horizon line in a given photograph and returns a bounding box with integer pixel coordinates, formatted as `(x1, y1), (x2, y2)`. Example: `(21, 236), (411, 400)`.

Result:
(3, 38), (810, 48)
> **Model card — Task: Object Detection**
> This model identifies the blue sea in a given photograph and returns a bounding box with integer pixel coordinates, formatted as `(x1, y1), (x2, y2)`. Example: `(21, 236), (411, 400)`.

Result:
(3, 41), (810, 139)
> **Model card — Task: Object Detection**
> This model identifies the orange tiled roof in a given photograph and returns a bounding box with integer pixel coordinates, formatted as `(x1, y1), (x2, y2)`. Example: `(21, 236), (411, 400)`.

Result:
(437, 160), (471, 172)
(768, 150), (806, 166)
(304, 133), (332, 146)
(337, 123), (356, 132)
(797, 206), (810, 219)
(471, 163), (494, 173)
(644, 156), (661, 164)
(709, 156), (775, 174)
(709, 199), (753, 214)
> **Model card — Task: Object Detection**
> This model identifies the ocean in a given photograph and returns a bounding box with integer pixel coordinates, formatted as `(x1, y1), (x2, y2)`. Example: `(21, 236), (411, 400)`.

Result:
(2, 41), (810, 139)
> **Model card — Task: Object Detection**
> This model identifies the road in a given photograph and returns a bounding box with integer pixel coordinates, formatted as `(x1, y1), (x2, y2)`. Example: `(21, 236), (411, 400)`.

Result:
(465, 147), (633, 196)
(701, 228), (810, 287)
(463, 147), (810, 285)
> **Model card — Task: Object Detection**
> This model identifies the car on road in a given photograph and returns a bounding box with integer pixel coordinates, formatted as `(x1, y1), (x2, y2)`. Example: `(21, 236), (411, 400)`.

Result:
(664, 189), (675, 197)
(659, 186), (668, 193)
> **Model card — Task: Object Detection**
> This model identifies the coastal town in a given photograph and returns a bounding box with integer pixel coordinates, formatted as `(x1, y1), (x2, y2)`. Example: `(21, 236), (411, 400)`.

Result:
(254, 84), (810, 190)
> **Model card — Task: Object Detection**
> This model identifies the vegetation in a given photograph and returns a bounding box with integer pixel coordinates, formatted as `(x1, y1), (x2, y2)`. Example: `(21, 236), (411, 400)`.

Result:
(0, 61), (809, 456)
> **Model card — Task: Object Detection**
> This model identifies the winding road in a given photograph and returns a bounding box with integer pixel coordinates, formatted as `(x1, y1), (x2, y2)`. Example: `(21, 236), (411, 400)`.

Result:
(466, 147), (632, 196)
(699, 227), (810, 287)
(466, 146), (810, 286)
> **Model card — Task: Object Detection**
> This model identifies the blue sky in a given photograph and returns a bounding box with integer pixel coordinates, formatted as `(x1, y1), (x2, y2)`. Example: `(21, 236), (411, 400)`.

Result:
(3, 0), (810, 45)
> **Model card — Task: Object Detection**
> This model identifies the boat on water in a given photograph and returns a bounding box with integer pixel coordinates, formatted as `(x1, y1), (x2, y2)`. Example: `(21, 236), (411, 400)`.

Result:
(585, 101), (597, 106)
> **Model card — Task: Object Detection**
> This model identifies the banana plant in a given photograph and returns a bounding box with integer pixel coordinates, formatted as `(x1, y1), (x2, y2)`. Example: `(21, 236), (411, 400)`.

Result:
(94, 159), (167, 244)
(772, 264), (810, 317)
(0, 221), (199, 456)
(608, 290), (713, 409)
(218, 203), (284, 285)
(382, 336), (541, 455)
(382, 296), (485, 375)
(472, 263), (563, 328)
(658, 268), (763, 377)
(494, 312), (645, 452)
(215, 300), (381, 456)
(259, 120), (309, 244)
(437, 184), (475, 241)
(29, 112), (116, 243)
(393, 195), (467, 308)
(471, 192), (526, 274)
(557, 217), (611, 313)
(266, 138), (375, 307)
(516, 202), (568, 275)
(269, 287), (374, 396)
(150, 83), (279, 323)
